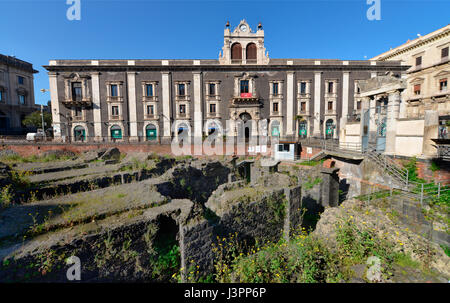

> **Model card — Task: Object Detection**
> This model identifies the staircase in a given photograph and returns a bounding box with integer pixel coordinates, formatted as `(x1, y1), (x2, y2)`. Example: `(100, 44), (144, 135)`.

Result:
(364, 149), (410, 188)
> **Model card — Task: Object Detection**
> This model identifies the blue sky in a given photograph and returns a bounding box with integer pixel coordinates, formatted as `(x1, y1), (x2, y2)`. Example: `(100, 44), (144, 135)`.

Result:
(0, 0), (449, 105)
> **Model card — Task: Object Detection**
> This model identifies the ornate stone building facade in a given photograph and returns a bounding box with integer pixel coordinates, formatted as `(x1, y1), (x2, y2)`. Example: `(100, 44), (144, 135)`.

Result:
(0, 54), (38, 135)
(372, 24), (450, 138)
(44, 20), (406, 143)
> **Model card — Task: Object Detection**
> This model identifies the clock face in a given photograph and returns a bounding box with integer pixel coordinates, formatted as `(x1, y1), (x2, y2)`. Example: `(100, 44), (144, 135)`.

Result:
(240, 24), (247, 32)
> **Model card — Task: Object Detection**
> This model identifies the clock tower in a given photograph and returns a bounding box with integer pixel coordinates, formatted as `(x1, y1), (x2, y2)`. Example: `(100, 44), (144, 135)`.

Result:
(219, 19), (270, 65)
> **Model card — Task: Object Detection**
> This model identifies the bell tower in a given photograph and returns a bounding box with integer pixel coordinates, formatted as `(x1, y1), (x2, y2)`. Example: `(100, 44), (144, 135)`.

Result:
(219, 19), (270, 65)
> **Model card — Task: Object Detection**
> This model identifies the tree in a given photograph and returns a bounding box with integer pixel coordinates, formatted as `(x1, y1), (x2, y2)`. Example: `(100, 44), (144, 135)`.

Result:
(22, 111), (52, 129)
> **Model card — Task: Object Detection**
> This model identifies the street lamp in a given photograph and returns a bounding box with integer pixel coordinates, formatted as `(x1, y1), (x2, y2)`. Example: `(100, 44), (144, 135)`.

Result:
(40, 88), (50, 140)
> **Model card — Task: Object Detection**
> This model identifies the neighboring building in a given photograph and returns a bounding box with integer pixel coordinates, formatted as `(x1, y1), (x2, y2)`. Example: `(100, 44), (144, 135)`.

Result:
(0, 54), (38, 135)
(44, 20), (406, 143)
(372, 24), (450, 137)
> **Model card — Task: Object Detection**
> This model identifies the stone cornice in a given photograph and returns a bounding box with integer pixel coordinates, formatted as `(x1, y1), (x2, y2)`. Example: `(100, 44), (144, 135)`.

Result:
(373, 26), (450, 61)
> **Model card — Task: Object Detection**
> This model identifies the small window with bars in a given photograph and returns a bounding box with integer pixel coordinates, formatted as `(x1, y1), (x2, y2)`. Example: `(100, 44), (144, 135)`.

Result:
(273, 102), (279, 113)
(209, 103), (216, 113)
(111, 106), (119, 116)
(415, 56), (422, 67)
(147, 105), (154, 115)
(179, 104), (186, 114)
(442, 47), (449, 59)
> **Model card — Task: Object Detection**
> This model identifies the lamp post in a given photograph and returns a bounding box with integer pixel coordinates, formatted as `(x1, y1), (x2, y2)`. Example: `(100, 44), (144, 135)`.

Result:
(40, 88), (49, 140)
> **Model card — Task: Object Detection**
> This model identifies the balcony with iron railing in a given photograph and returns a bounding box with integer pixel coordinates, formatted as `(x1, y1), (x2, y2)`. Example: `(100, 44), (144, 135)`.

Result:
(63, 96), (92, 106)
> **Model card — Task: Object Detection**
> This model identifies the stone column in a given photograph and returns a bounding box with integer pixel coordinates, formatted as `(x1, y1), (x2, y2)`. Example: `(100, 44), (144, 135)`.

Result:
(127, 72), (138, 142)
(286, 71), (295, 137)
(91, 72), (103, 141)
(193, 72), (203, 155)
(339, 72), (350, 144)
(313, 72), (322, 137)
(422, 110), (439, 157)
(161, 72), (172, 143)
(193, 72), (203, 139)
(369, 96), (377, 144)
(385, 90), (400, 154)
(49, 72), (62, 141)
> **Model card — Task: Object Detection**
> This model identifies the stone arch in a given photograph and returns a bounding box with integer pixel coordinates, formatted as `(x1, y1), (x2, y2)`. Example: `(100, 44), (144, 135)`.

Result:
(231, 43), (242, 60)
(246, 43), (257, 60)
(72, 124), (88, 142)
(204, 119), (223, 136)
(109, 124), (124, 141)
(174, 121), (191, 139)
(144, 122), (158, 141)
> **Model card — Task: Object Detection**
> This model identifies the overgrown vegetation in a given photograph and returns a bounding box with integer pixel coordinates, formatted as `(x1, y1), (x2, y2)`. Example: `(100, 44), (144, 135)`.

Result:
(0, 153), (74, 164)
(180, 216), (423, 283)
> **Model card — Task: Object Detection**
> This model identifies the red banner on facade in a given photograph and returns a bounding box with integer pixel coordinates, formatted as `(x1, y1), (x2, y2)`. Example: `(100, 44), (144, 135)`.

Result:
(240, 93), (252, 98)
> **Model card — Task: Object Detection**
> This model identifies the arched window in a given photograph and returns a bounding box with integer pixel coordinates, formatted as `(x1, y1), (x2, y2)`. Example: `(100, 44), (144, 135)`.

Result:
(246, 43), (257, 60)
(231, 43), (242, 60)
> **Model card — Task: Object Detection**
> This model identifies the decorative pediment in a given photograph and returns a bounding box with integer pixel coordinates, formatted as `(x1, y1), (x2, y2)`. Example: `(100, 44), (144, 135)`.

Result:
(434, 70), (449, 78)
(409, 77), (425, 84)
(63, 72), (90, 80)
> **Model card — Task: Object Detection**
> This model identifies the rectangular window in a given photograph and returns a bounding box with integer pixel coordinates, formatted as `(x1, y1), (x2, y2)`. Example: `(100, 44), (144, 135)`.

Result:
(415, 56), (422, 66)
(300, 82), (307, 94)
(300, 102), (306, 112)
(19, 95), (25, 105)
(146, 84), (153, 97)
(111, 85), (118, 97)
(72, 82), (82, 101)
(440, 78), (448, 92)
(147, 105), (154, 115)
(414, 84), (421, 95)
(209, 103), (216, 113)
(240, 80), (249, 94)
(178, 84), (185, 96)
(357, 101), (361, 110)
(273, 102), (278, 112)
(356, 85), (361, 94)
(209, 83), (216, 96)
(0, 91), (3, 102)
(74, 107), (82, 117)
(179, 104), (186, 114)
(328, 101), (333, 111)
(18, 76), (24, 85)
(328, 82), (334, 94)
(111, 106), (119, 116)
(273, 83), (279, 96)
(442, 47), (449, 59)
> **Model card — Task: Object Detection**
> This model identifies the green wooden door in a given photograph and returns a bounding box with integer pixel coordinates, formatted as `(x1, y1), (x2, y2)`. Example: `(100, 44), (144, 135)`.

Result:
(111, 128), (122, 139)
(146, 128), (157, 140)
